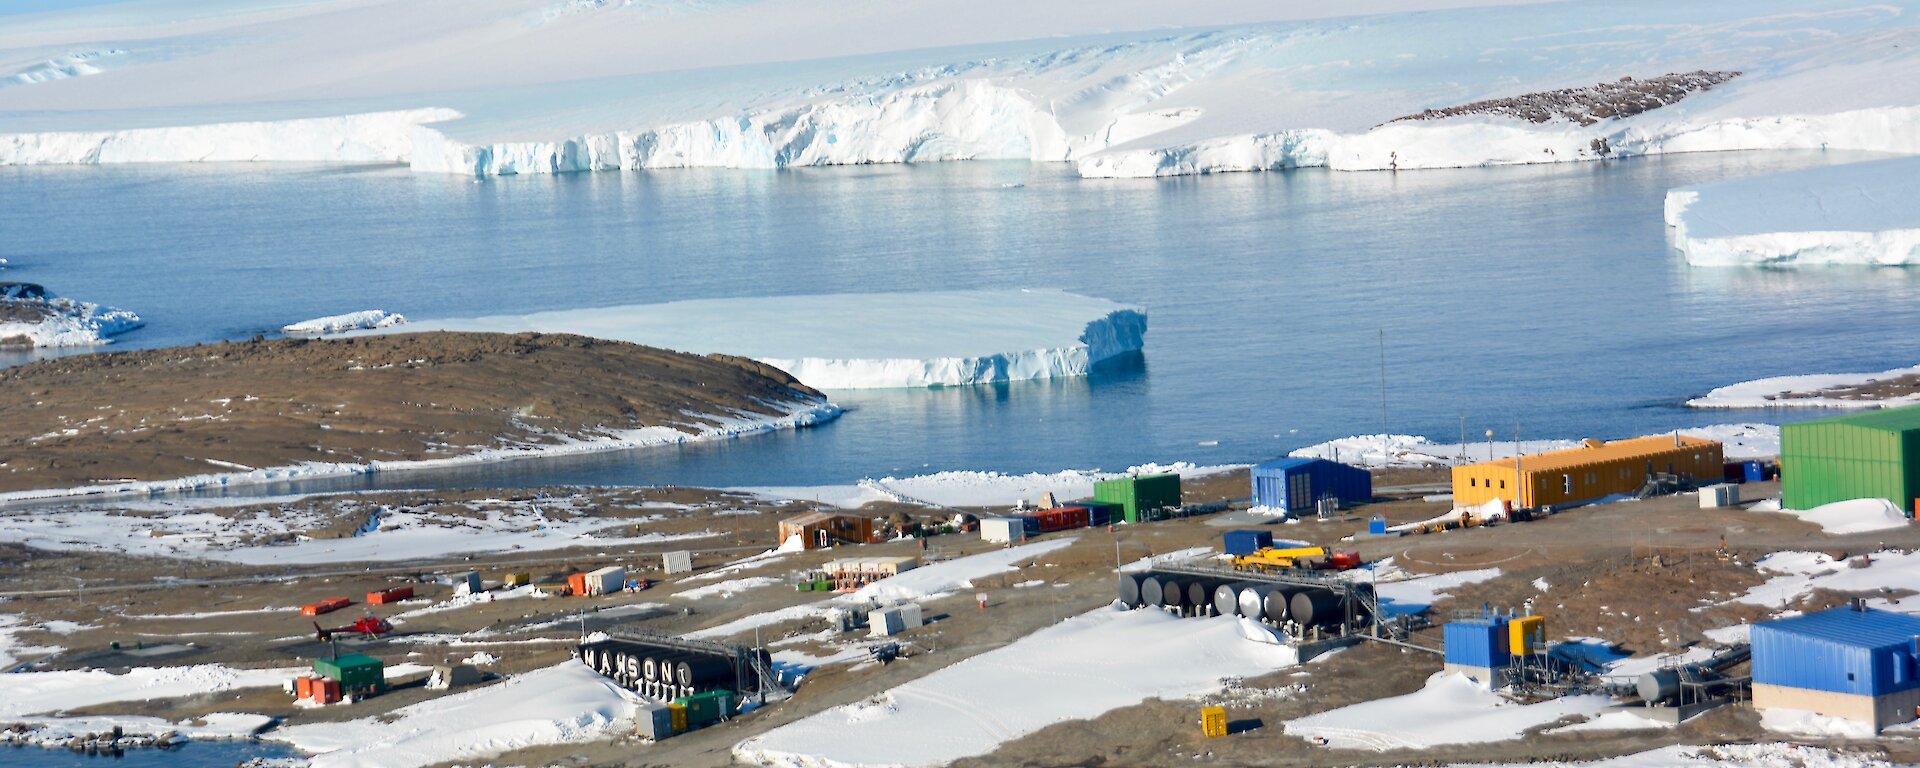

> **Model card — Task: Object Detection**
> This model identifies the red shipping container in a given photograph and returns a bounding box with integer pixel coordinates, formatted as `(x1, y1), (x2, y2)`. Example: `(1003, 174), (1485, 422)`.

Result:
(318, 678), (342, 704)
(302, 597), (351, 616)
(366, 586), (414, 605)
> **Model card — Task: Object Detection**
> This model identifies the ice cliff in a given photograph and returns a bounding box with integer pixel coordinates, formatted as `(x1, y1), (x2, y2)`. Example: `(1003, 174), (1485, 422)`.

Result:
(7, 1), (1920, 179)
(384, 289), (1147, 389)
(1666, 156), (1920, 267)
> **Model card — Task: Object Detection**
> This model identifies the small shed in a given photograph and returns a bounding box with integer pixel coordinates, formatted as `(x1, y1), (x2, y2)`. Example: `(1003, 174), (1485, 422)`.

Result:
(314, 653), (385, 695)
(980, 516), (1027, 544)
(1222, 529), (1273, 556)
(1752, 604), (1920, 731)
(1093, 474), (1182, 523)
(777, 511), (875, 550)
(1251, 458), (1373, 514)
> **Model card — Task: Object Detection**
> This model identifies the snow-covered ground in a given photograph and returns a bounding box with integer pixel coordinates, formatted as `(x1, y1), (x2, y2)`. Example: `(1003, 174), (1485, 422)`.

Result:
(0, 397), (838, 503)
(282, 309), (407, 335)
(1292, 424), (1779, 468)
(0, 612), (58, 670)
(0, 291), (142, 347)
(0, 494), (715, 565)
(1284, 672), (1612, 751)
(740, 461), (1242, 509)
(1370, 564), (1503, 616)
(1444, 743), (1893, 767)
(388, 289), (1145, 389)
(1689, 364), (1920, 409)
(272, 661), (642, 768)
(8, 1), (1920, 180)
(735, 607), (1300, 768)
(687, 538), (1072, 640)
(1668, 157), (1920, 267)
(1764, 497), (1911, 535)
(0, 663), (301, 719)
(1729, 549), (1920, 610)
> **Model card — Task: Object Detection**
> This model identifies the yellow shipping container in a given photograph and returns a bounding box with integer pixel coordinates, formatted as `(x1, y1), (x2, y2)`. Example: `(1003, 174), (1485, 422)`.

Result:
(1509, 616), (1546, 655)
(669, 702), (689, 733)
(1452, 435), (1723, 509)
(1201, 706), (1228, 738)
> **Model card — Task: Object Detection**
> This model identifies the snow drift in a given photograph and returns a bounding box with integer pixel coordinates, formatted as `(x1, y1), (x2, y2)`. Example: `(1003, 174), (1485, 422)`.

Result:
(1667, 157), (1920, 266)
(391, 289), (1146, 389)
(735, 606), (1300, 768)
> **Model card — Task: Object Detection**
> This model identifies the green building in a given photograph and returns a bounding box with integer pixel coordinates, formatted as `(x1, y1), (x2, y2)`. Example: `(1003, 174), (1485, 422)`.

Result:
(314, 653), (386, 694)
(1781, 405), (1920, 515)
(1093, 473), (1182, 523)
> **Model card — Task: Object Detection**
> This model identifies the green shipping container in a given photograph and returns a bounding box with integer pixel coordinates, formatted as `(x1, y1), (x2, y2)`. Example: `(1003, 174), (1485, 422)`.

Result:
(673, 690), (733, 725)
(313, 653), (385, 692)
(1781, 406), (1920, 514)
(1093, 474), (1183, 523)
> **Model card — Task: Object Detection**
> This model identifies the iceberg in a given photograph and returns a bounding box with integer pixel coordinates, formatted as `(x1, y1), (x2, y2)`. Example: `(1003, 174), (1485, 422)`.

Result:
(389, 289), (1146, 389)
(7, 1), (1920, 178)
(1667, 157), (1920, 267)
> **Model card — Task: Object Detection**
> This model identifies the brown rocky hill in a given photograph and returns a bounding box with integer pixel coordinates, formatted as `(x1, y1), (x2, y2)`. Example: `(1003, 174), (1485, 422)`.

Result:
(0, 331), (826, 493)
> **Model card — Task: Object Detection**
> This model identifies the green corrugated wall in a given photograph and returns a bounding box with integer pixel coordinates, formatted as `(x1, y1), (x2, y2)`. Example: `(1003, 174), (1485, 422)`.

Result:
(1781, 419), (1919, 513)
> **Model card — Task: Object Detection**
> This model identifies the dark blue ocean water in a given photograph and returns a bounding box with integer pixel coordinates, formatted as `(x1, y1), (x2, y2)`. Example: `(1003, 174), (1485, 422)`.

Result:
(3, 152), (1917, 492)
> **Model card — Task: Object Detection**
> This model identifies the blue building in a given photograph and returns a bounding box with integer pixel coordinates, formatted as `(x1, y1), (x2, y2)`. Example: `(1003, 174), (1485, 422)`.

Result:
(1751, 604), (1920, 731)
(1251, 458), (1373, 514)
(1443, 612), (1511, 688)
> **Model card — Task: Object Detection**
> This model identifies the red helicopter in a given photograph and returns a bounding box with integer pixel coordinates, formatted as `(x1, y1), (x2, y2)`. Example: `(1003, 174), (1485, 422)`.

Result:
(313, 615), (393, 641)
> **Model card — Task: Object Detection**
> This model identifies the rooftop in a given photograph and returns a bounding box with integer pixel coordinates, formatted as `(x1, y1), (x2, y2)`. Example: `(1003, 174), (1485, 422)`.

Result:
(1457, 435), (1721, 474)
(1787, 404), (1920, 434)
(1755, 605), (1920, 651)
(1253, 457), (1356, 472)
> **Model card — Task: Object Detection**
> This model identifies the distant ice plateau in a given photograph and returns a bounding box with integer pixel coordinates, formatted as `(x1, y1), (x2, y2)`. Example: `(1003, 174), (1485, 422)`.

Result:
(1667, 157), (1920, 266)
(5, 0), (1920, 178)
(391, 289), (1147, 389)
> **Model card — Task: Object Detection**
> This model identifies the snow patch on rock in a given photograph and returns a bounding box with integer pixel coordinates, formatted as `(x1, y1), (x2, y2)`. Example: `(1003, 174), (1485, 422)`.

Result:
(283, 309), (408, 335)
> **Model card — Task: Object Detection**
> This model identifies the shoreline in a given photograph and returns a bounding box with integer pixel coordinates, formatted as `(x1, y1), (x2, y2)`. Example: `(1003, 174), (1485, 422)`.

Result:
(0, 399), (841, 505)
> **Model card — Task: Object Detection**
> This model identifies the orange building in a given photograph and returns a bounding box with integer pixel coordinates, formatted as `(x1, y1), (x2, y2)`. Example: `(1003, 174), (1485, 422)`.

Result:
(1451, 435), (1724, 510)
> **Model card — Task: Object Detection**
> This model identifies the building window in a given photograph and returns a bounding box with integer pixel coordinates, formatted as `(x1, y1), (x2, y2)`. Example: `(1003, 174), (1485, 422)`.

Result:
(1499, 480), (1506, 489)
(1469, 478), (1477, 487)
(1563, 474), (1573, 494)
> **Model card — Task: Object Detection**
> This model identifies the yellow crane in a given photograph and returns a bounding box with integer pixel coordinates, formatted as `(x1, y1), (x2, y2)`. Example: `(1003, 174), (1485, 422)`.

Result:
(1231, 546), (1327, 573)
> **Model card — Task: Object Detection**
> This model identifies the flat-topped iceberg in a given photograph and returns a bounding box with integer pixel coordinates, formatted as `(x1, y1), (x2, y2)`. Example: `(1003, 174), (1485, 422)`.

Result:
(394, 289), (1146, 389)
(1667, 157), (1920, 266)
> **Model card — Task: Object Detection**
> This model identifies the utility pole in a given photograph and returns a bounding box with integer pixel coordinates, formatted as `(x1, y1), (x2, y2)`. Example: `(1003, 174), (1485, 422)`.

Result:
(1377, 329), (1389, 437)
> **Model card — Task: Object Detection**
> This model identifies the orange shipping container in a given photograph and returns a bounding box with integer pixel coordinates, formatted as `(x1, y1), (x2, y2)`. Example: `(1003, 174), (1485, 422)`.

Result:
(567, 573), (588, 597)
(302, 597), (351, 616)
(295, 676), (315, 700)
(366, 586), (414, 605)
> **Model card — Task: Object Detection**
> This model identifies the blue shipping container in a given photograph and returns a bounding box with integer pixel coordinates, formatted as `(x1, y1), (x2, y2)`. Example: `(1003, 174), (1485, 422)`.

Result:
(1251, 458), (1373, 513)
(1752, 607), (1920, 697)
(1444, 617), (1511, 669)
(1743, 461), (1767, 483)
(1084, 503), (1113, 527)
(1222, 530), (1273, 556)
(1017, 516), (1039, 535)
(1368, 517), (1387, 535)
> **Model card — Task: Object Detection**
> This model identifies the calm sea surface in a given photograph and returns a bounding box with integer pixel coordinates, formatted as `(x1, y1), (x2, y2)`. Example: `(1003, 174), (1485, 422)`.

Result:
(3, 152), (1916, 492)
